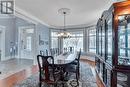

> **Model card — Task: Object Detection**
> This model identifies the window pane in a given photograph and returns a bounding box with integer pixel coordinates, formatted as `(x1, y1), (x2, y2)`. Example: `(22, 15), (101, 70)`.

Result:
(51, 31), (58, 48)
(89, 36), (96, 48)
(2, 2), (7, 13)
(88, 29), (96, 53)
(51, 38), (58, 48)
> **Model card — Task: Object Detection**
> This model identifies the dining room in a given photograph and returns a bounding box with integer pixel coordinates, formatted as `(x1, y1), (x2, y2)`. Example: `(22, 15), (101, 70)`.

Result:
(0, 8), (98, 87)
(0, 0), (125, 87)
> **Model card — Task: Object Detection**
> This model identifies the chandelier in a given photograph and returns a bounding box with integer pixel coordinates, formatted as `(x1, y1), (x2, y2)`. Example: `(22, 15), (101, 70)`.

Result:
(57, 8), (71, 39)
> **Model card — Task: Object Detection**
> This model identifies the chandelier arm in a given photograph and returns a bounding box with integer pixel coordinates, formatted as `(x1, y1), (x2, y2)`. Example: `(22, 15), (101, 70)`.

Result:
(64, 12), (66, 30)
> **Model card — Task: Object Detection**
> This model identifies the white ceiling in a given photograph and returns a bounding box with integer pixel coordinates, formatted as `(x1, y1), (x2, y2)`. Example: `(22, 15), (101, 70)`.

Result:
(15, 0), (113, 28)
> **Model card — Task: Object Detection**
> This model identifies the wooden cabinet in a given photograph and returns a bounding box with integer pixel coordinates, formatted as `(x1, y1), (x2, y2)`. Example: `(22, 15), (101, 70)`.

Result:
(96, 1), (130, 87)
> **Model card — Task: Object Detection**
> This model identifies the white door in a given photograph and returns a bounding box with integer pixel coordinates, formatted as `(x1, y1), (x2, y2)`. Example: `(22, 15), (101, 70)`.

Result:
(0, 26), (5, 61)
(18, 27), (35, 59)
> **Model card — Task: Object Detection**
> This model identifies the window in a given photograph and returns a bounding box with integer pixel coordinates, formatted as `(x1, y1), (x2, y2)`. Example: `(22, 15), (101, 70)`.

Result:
(88, 29), (96, 53)
(63, 31), (83, 51)
(51, 31), (58, 48)
(1, 1), (14, 14)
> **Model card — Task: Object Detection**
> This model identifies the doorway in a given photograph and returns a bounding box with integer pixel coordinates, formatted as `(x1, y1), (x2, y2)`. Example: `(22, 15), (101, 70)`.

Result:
(0, 26), (5, 61)
(18, 26), (35, 59)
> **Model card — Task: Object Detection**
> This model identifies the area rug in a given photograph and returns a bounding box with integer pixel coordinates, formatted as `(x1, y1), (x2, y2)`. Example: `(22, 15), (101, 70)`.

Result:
(14, 62), (97, 87)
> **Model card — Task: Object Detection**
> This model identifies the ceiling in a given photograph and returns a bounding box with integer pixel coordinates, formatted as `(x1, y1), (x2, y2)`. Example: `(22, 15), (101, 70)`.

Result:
(15, 0), (113, 28)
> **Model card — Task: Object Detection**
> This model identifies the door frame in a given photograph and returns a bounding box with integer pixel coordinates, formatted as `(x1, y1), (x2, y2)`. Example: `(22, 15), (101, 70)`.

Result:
(0, 25), (5, 61)
(18, 26), (36, 60)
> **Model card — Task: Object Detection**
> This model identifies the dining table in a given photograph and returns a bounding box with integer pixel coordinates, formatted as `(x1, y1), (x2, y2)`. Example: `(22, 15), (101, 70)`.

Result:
(44, 52), (77, 82)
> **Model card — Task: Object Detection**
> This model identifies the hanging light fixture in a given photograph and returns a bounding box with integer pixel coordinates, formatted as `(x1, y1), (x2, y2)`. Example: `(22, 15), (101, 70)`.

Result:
(57, 8), (71, 39)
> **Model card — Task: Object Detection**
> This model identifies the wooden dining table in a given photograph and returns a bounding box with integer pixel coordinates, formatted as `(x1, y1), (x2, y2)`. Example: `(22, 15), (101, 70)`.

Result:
(44, 52), (77, 82)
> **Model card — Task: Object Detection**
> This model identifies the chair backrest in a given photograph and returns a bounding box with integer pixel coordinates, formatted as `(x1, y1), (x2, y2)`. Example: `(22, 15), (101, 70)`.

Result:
(53, 48), (56, 55)
(68, 47), (74, 53)
(77, 49), (81, 68)
(45, 49), (48, 56)
(78, 49), (81, 61)
(37, 55), (54, 71)
(75, 49), (81, 60)
(50, 48), (54, 56)
(37, 55), (55, 81)
(40, 50), (44, 56)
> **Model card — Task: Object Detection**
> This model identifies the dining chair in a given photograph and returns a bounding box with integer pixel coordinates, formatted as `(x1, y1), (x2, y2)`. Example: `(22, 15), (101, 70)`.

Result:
(37, 55), (59, 87)
(56, 48), (60, 55)
(54, 48), (57, 56)
(58, 48), (61, 55)
(65, 49), (81, 85)
(40, 50), (44, 56)
(45, 49), (48, 56)
(50, 48), (54, 57)
(72, 49), (81, 65)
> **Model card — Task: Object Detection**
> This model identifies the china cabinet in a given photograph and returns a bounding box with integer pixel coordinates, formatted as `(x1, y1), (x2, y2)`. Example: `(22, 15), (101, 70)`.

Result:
(96, 1), (130, 87)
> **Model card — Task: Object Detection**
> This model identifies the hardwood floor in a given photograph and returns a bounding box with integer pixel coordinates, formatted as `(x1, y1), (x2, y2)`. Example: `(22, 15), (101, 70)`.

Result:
(0, 57), (105, 87)
(0, 58), (39, 87)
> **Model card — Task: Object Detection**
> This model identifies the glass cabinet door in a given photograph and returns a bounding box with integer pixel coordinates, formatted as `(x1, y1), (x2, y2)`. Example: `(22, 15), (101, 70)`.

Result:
(106, 19), (113, 65)
(102, 28), (105, 57)
(118, 15), (130, 65)
(99, 27), (102, 56)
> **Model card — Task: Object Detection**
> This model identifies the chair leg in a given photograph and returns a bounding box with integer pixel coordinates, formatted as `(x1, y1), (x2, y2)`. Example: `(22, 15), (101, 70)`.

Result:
(78, 68), (80, 79)
(76, 73), (79, 86)
(39, 73), (42, 87)
(39, 82), (42, 87)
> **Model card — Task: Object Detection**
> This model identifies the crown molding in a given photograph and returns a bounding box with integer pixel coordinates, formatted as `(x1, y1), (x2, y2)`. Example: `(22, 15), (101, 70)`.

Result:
(14, 7), (97, 29)
(15, 6), (51, 26)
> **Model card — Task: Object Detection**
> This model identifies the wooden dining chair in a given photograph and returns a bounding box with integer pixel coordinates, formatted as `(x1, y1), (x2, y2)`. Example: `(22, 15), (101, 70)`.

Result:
(50, 48), (54, 57)
(37, 55), (59, 87)
(57, 48), (60, 55)
(65, 49), (81, 86)
(40, 50), (44, 56)
(45, 49), (48, 56)
(72, 49), (81, 64)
